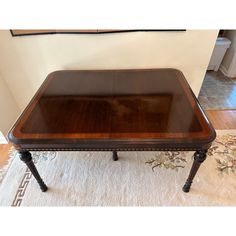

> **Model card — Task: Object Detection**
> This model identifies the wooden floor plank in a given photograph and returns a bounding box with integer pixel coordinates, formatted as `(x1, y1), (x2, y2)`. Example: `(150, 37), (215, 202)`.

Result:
(0, 144), (12, 168)
(205, 110), (236, 129)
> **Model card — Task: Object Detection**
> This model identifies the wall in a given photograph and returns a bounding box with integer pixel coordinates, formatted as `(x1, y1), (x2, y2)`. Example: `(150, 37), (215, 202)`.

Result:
(0, 74), (20, 135)
(0, 30), (218, 111)
(220, 30), (236, 77)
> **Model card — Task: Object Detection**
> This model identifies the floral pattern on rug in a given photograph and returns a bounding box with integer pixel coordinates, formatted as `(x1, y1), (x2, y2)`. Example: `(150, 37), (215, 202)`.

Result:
(30, 151), (57, 164)
(208, 134), (236, 174)
(146, 133), (236, 174)
(145, 151), (188, 171)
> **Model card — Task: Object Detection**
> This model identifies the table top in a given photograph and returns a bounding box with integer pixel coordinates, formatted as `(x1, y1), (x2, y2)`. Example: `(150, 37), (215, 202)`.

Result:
(8, 69), (216, 151)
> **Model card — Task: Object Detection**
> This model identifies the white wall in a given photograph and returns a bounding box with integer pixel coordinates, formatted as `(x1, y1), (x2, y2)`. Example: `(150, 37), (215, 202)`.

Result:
(220, 30), (236, 77)
(0, 30), (218, 111)
(0, 74), (20, 135)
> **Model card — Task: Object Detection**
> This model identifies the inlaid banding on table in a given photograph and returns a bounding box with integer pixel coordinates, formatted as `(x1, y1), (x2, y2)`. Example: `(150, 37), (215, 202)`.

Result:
(8, 69), (216, 193)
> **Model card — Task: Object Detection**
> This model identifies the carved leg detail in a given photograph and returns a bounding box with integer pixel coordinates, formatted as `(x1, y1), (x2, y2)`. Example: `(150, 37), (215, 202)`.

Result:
(19, 151), (48, 192)
(182, 150), (207, 193)
(112, 151), (118, 161)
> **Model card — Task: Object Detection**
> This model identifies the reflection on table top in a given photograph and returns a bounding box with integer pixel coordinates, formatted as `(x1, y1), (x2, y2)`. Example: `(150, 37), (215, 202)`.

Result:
(9, 69), (215, 142)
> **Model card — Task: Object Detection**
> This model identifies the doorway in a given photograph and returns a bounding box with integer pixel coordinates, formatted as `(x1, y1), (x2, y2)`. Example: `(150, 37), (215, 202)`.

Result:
(198, 30), (236, 110)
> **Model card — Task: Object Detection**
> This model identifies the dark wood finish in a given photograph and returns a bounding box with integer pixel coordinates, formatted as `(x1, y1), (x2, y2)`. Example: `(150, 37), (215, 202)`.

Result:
(8, 69), (216, 151)
(19, 151), (48, 192)
(112, 151), (118, 161)
(8, 69), (216, 193)
(182, 150), (207, 192)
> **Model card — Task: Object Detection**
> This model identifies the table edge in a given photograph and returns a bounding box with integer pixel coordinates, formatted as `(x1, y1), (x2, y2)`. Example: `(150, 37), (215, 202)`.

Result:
(7, 68), (216, 148)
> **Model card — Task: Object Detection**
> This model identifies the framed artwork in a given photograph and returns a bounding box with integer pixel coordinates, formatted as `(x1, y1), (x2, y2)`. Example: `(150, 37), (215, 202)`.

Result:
(10, 29), (186, 37)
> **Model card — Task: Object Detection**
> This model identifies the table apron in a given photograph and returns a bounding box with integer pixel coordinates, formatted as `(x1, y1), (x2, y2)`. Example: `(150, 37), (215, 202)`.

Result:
(15, 141), (212, 152)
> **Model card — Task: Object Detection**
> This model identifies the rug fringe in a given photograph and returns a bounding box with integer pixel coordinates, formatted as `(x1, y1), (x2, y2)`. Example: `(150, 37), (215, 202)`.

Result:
(0, 146), (17, 184)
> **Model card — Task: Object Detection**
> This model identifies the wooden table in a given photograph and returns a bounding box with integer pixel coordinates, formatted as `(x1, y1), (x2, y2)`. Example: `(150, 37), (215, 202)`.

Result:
(8, 69), (216, 193)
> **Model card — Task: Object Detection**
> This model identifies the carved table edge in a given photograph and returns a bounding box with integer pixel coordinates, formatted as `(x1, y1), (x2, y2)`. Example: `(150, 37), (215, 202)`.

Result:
(15, 147), (209, 152)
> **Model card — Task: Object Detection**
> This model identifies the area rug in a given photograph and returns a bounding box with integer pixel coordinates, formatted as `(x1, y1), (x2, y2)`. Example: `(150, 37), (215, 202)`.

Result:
(0, 130), (235, 206)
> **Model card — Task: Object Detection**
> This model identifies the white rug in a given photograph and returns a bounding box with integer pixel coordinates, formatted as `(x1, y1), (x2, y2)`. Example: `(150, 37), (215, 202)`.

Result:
(0, 130), (236, 206)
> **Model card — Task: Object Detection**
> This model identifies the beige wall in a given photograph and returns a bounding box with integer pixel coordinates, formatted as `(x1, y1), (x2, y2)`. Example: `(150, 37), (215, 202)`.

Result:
(0, 74), (20, 135)
(0, 30), (218, 111)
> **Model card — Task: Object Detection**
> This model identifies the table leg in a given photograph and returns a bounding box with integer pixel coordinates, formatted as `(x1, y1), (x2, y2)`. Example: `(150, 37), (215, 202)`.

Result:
(112, 151), (118, 161)
(19, 151), (48, 192)
(182, 149), (207, 193)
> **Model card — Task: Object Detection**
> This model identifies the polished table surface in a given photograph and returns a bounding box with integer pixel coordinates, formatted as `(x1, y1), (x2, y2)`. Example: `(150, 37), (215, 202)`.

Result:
(8, 69), (216, 151)
(8, 69), (217, 193)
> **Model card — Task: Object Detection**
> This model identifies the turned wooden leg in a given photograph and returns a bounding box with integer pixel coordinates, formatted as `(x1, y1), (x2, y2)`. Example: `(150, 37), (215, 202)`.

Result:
(182, 149), (207, 193)
(112, 151), (118, 161)
(19, 151), (48, 192)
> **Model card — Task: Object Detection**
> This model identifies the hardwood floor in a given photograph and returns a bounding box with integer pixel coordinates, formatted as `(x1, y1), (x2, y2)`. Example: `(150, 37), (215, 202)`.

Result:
(205, 110), (236, 129)
(0, 110), (235, 168)
(0, 144), (12, 168)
